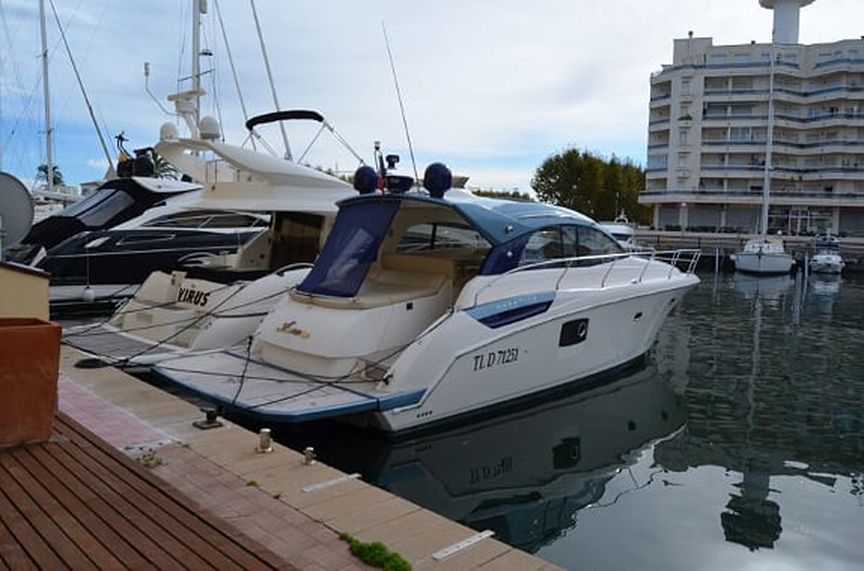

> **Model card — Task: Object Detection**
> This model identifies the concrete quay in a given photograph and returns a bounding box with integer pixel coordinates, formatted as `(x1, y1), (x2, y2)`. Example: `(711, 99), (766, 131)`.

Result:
(58, 346), (564, 571)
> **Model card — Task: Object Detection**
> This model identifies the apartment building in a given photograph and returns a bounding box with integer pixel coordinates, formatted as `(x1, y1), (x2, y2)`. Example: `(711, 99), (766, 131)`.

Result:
(641, 1), (864, 237)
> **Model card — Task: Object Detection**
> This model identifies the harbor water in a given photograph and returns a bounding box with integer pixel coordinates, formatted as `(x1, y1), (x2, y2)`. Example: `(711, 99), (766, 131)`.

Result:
(254, 271), (864, 570)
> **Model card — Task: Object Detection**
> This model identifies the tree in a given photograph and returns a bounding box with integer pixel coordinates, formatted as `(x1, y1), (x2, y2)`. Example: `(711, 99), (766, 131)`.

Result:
(472, 189), (533, 201)
(531, 149), (650, 224)
(152, 151), (180, 180)
(35, 163), (64, 186)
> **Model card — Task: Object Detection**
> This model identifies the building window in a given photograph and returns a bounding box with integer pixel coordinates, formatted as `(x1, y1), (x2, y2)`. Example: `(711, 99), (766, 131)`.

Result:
(679, 129), (689, 145)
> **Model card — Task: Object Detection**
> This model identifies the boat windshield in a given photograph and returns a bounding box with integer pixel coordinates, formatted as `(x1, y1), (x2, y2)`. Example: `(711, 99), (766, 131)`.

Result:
(57, 188), (136, 228)
(481, 224), (623, 274)
(297, 201), (400, 297)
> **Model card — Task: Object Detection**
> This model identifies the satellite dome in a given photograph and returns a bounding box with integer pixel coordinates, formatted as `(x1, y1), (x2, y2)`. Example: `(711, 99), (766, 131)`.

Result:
(159, 122), (179, 142)
(198, 116), (221, 140)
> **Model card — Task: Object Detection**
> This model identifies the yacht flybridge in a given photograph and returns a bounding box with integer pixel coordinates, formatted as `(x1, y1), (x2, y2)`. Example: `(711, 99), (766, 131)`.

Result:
(63, 115), (356, 364)
(152, 163), (700, 433)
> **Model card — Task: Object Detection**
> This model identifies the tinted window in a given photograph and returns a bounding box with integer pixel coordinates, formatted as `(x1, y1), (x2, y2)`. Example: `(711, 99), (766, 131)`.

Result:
(397, 223), (489, 253)
(60, 189), (136, 227)
(202, 213), (266, 228)
(577, 226), (624, 257)
(518, 227), (578, 267)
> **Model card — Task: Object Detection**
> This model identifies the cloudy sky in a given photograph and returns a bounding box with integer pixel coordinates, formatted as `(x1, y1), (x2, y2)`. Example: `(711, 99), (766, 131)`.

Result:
(2, 0), (863, 192)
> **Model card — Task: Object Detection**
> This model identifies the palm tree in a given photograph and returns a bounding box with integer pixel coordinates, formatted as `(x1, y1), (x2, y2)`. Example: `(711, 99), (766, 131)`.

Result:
(151, 150), (180, 180)
(35, 163), (64, 186)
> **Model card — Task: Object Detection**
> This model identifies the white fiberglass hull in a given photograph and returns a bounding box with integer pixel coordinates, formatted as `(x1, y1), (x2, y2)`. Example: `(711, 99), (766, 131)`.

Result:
(63, 267), (310, 366)
(154, 267), (698, 432)
(733, 252), (794, 275)
(809, 255), (844, 275)
(377, 279), (694, 432)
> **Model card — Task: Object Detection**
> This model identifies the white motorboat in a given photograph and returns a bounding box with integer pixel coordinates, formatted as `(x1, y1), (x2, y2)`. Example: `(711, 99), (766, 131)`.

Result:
(598, 212), (644, 252)
(62, 115), (358, 366)
(808, 234), (844, 275)
(732, 238), (794, 275)
(152, 163), (700, 433)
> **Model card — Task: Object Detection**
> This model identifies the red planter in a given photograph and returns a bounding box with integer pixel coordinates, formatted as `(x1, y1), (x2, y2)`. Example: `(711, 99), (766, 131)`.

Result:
(0, 318), (61, 448)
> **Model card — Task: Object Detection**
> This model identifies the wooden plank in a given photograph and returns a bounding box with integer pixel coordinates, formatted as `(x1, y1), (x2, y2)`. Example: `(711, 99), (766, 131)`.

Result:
(0, 479), (66, 570)
(38, 442), (210, 570)
(0, 461), (91, 569)
(28, 444), (172, 570)
(14, 447), (150, 569)
(57, 415), (287, 571)
(0, 517), (35, 571)
(5, 450), (124, 570)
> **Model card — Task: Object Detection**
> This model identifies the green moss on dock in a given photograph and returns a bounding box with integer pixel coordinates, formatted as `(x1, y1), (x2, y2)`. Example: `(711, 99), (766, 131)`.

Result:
(339, 532), (411, 571)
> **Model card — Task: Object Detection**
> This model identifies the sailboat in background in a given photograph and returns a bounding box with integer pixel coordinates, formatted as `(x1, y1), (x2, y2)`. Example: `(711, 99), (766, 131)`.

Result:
(733, 40), (794, 275)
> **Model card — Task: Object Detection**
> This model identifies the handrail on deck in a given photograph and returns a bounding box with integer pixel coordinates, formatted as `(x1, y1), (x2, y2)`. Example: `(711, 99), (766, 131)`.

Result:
(471, 249), (701, 306)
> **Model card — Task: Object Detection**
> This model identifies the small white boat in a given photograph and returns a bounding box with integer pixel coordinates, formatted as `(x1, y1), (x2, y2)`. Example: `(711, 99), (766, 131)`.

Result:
(152, 163), (700, 433)
(732, 238), (794, 275)
(808, 234), (844, 275)
(598, 212), (644, 252)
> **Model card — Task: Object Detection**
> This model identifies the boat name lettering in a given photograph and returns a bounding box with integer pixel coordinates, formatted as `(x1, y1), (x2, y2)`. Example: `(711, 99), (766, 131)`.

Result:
(472, 348), (519, 372)
(469, 456), (513, 484)
(177, 287), (211, 307)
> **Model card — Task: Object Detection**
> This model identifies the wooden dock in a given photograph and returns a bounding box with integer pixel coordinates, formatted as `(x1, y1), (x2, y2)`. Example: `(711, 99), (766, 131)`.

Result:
(52, 346), (563, 570)
(0, 414), (289, 570)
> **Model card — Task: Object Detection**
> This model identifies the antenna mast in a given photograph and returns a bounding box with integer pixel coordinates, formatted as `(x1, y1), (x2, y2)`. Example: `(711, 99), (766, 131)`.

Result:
(38, 0), (53, 194)
(250, 0), (291, 161)
(382, 22), (419, 185)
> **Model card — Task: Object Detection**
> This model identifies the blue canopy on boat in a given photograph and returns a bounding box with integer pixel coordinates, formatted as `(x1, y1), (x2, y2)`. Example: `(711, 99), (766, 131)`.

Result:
(336, 191), (596, 246)
(298, 191), (602, 297)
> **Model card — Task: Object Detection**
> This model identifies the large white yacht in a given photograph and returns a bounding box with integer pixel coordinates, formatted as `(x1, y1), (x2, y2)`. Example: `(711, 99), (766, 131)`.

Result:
(151, 163), (700, 433)
(62, 118), (356, 366)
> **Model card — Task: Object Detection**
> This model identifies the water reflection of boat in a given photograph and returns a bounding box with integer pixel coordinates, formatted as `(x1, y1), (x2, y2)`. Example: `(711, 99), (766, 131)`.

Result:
(330, 364), (686, 553)
(731, 272), (792, 303)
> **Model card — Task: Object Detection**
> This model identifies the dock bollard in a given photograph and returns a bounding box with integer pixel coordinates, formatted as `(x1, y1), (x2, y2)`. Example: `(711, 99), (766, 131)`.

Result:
(257, 428), (273, 453)
(303, 446), (316, 465)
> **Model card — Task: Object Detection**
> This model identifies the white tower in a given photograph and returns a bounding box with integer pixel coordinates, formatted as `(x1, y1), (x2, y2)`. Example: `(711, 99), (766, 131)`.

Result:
(759, 0), (816, 44)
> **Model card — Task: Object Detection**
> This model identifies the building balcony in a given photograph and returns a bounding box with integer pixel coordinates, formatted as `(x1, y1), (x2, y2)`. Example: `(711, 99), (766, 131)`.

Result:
(647, 142), (669, 150)
(638, 188), (864, 207)
(702, 114), (769, 123)
(813, 57), (864, 70)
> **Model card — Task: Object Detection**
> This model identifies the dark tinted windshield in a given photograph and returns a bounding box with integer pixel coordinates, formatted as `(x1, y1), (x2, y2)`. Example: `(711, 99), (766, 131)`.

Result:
(59, 189), (136, 227)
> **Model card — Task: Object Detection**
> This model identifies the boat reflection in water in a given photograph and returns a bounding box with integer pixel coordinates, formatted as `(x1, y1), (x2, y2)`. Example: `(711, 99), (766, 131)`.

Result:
(278, 362), (685, 553)
(655, 273), (864, 554)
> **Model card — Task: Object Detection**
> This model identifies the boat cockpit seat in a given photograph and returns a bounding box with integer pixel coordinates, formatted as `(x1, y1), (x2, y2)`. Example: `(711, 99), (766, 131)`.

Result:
(289, 253), (454, 310)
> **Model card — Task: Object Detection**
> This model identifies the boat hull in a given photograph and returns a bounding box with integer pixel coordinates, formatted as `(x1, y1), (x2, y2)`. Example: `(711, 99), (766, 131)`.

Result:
(733, 252), (794, 275)
(152, 273), (698, 433)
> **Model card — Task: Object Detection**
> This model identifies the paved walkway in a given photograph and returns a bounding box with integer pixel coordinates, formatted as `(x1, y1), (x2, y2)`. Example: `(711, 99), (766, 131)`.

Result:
(59, 345), (564, 570)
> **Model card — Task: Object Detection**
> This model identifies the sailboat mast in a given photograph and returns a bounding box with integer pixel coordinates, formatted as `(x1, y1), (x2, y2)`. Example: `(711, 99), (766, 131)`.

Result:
(38, 0), (54, 194)
(761, 41), (777, 236)
(191, 0), (202, 126)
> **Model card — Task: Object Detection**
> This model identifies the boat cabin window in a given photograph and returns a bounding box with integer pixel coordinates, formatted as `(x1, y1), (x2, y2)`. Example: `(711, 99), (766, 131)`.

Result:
(59, 189), (135, 228)
(396, 222), (489, 254)
(517, 225), (622, 267)
(144, 210), (267, 229)
(575, 226), (625, 258)
(271, 212), (325, 267)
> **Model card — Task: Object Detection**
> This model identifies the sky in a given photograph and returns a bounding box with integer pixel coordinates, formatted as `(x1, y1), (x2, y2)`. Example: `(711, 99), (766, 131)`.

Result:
(2, 0), (864, 193)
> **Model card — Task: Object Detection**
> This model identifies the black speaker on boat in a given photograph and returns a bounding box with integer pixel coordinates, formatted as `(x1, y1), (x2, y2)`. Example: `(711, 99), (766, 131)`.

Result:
(353, 165), (379, 195)
(423, 162), (451, 199)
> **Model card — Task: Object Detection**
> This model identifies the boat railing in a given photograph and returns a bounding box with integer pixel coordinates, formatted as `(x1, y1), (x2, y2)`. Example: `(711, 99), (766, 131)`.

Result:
(472, 249), (701, 306)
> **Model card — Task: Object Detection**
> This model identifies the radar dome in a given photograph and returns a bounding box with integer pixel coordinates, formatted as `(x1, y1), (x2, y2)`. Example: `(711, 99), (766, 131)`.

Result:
(159, 122), (179, 142)
(199, 116), (221, 140)
(353, 165), (379, 195)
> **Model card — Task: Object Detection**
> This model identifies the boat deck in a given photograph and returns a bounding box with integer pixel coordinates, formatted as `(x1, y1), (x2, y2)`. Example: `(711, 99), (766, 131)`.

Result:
(0, 413), (289, 570)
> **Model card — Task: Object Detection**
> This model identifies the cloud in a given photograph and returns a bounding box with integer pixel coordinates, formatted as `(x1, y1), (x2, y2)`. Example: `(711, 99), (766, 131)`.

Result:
(3, 0), (863, 192)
